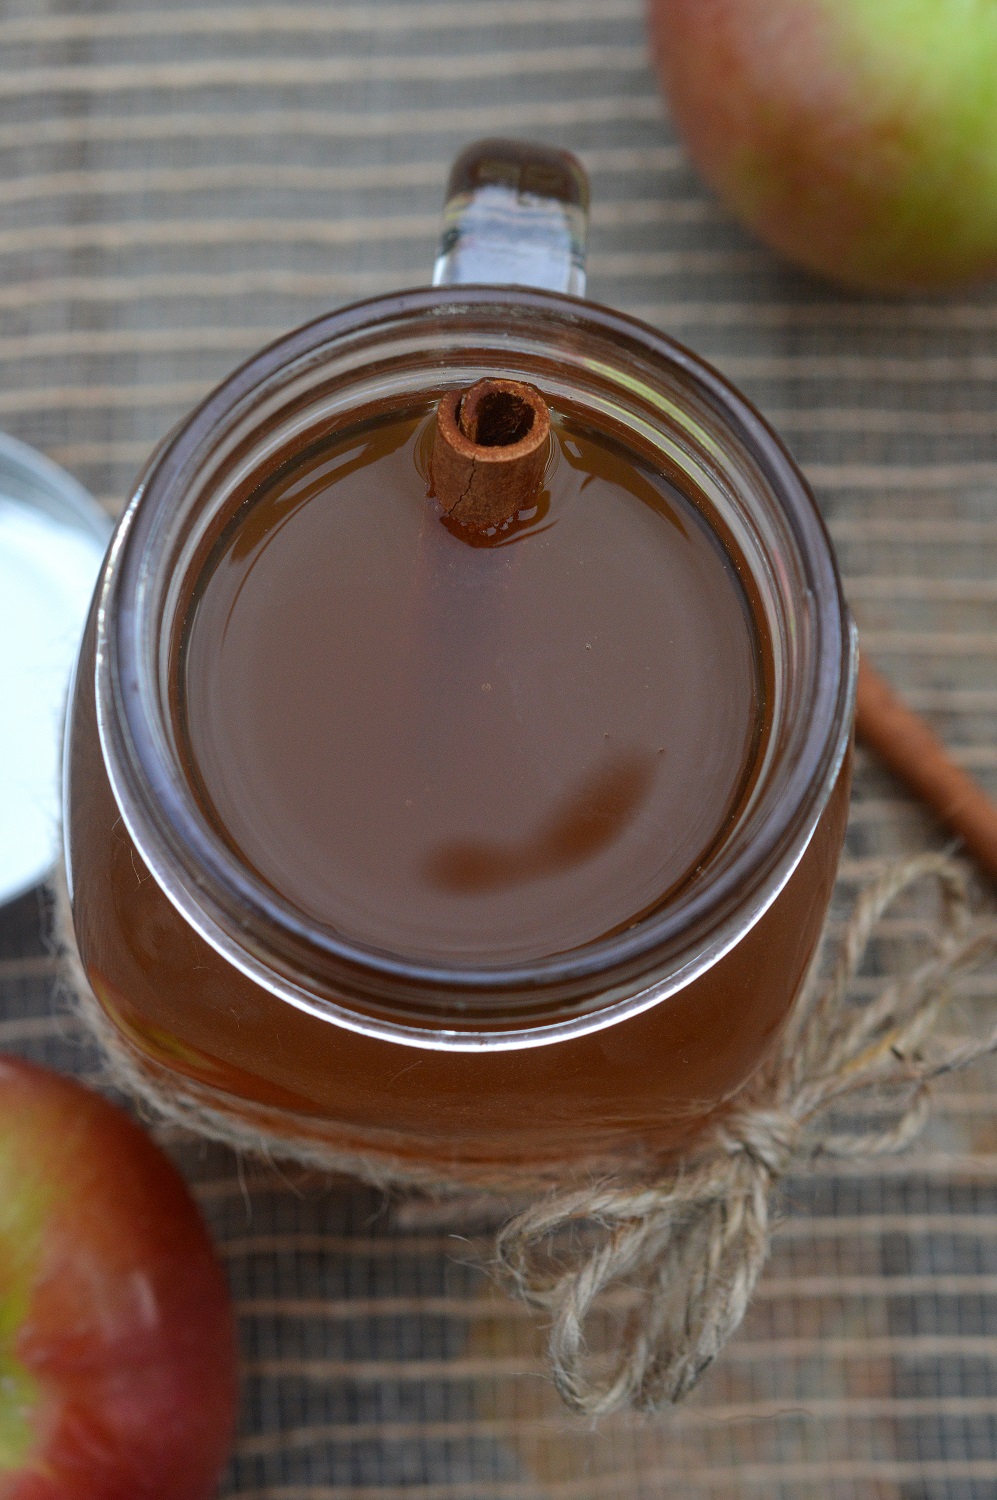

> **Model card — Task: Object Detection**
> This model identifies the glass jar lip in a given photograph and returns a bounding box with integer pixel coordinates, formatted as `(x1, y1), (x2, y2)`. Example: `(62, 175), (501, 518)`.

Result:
(97, 285), (855, 1037)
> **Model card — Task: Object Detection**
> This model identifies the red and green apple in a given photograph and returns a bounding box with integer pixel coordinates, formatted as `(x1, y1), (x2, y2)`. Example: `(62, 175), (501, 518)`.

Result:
(648, 0), (997, 290)
(0, 1057), (237, 1499)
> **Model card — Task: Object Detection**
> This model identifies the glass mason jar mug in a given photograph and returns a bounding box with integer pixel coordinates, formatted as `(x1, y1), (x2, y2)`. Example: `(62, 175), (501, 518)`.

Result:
(64, 142), (856, 1183)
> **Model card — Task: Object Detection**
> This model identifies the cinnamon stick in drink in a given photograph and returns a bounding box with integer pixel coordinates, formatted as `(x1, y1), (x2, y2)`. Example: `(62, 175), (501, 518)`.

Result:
(431, 378), (550, 530)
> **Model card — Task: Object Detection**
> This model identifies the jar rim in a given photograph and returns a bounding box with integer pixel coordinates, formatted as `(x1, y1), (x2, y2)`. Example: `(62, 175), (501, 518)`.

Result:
(95, 286), (856, 1050)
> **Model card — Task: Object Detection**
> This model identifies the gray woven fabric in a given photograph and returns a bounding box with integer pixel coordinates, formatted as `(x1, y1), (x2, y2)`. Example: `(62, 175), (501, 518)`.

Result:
(3, 0), (997, 1495)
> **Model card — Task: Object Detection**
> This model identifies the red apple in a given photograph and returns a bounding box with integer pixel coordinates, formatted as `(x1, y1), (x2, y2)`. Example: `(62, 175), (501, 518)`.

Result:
(648, 0), (997, 290)
(0, 1057), (237, 1499)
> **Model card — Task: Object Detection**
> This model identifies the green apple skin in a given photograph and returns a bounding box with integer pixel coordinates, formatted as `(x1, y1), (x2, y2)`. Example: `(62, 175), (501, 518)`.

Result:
(647, 0), (997, 291)
(0, 1057), (237, 1500)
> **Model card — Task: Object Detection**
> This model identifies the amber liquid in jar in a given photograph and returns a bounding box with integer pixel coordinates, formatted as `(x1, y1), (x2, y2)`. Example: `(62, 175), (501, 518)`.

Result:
(177, 408), (767, 967)
(67, 399), (848, 1173)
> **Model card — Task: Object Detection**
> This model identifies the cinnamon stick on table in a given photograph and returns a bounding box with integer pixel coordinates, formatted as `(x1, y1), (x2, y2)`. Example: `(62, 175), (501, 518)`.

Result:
(856, 657), (997, 883)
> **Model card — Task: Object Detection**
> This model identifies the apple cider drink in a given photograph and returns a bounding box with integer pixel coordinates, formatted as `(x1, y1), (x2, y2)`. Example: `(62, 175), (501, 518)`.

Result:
(64, 282), (857, 1176)
(64, 147), (855, 1180)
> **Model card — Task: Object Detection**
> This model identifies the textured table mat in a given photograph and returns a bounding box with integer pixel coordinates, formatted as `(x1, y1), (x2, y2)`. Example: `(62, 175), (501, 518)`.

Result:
(4, 1), (997, 1495)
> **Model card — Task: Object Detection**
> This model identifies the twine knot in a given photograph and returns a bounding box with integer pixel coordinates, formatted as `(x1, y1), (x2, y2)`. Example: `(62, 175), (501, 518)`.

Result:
(715, 1107), (801, 1176)
(496, 854), (997, 1416)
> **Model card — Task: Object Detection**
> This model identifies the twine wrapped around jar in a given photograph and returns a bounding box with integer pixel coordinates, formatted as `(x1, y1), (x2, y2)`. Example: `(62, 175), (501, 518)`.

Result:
(54, 854), (997, 1416)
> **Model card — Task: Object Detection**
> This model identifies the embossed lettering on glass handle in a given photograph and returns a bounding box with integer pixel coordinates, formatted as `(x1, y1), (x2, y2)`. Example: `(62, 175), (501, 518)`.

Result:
(432, 139), (589, 296)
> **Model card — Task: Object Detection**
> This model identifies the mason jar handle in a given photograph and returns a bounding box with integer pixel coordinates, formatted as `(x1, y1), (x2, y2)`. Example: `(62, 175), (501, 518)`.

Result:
(432, 139), (589, 296)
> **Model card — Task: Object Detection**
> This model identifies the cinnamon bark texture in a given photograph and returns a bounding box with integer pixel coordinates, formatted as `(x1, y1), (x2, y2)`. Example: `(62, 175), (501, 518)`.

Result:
(856, 657), (997, 883)
(431, 378), (550, 530)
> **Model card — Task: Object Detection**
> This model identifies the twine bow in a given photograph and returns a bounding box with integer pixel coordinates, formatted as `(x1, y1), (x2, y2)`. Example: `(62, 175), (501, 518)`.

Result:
(496, 854), (997, 1416)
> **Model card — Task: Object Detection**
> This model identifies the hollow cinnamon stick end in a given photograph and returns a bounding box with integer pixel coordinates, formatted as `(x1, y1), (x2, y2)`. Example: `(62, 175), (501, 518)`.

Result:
(431, 378), (550, 531)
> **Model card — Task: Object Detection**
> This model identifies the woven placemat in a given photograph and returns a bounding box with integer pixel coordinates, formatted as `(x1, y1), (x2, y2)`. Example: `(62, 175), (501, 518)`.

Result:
(4, 1), (997, 1495)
